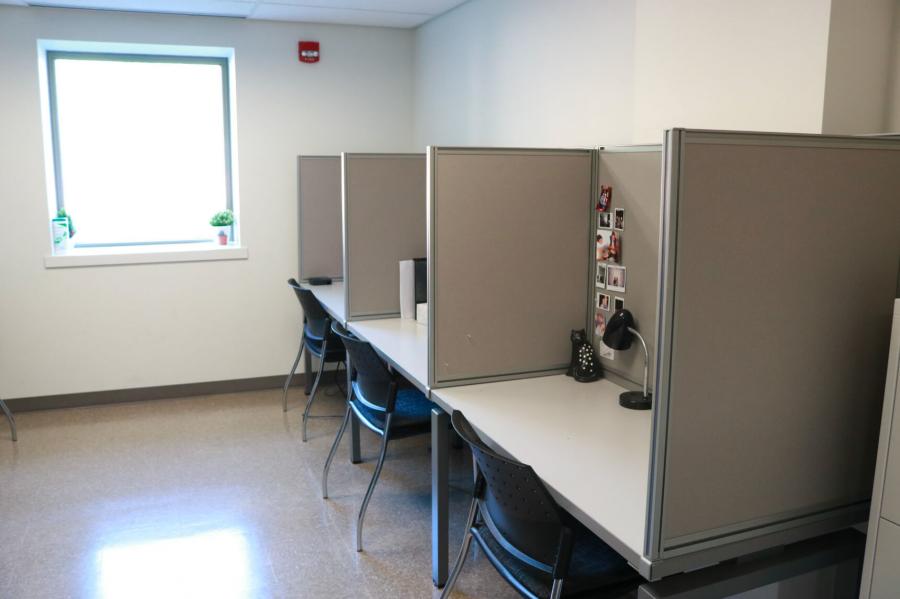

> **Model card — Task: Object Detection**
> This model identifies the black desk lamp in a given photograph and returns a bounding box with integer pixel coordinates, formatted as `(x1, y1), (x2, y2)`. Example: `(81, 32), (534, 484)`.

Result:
(602, 309), (652, 410)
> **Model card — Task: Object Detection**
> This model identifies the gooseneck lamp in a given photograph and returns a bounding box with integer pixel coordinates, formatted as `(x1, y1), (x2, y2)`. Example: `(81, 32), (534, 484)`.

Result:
(601, 309), (652, 410)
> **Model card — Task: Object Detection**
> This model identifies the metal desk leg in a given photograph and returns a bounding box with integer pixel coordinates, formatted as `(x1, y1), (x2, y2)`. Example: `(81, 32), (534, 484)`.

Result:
(0, 399), (16, 442)
(347, 349), (361, 464)
(303, 347), (313, 395)
(432, 407), (450, 587)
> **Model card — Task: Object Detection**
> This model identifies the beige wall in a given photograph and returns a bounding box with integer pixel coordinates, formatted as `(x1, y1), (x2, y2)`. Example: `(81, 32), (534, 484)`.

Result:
(415, 0), (899, 145)
(0, 6), (414, 399)
(821, 0), (896, 134)
(632, 0), (833, 143)
(413, 0), (636, 148)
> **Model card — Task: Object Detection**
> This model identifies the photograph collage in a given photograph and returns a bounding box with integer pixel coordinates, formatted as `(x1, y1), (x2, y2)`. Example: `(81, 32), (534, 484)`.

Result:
(595, 185), (626, 352)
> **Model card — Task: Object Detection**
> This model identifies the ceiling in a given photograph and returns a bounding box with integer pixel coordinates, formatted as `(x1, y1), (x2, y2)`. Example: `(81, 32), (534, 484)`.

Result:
(0, 0), (469, 27)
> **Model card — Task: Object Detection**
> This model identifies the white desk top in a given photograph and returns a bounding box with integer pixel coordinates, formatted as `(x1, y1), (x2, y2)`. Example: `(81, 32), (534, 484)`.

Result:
(305, 281), (346, 325)
(348, 318), (429, 393)
(431, 375), (651, 567)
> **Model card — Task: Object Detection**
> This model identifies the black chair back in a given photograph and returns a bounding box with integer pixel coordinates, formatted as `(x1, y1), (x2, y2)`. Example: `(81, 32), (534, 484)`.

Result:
(452, 410), (568, 574)
(288, 278), (333, 340)
(330, 322), (396, 413)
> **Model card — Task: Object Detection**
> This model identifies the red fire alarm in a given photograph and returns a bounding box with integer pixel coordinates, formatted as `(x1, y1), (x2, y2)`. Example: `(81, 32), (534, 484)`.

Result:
(299, 41), (320, 63)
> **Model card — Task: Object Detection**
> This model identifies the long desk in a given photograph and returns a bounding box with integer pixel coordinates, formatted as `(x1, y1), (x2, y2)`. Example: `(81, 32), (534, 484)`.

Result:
(341, 319), (653, 583)
(431, 376), (652, 577)
(297, 306), (860, 593)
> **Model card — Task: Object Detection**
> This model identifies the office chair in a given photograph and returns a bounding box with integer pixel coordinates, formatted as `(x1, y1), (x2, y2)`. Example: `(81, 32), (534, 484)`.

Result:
(322, 322), (434, 552)
(442, 411), (641, 599)
(283, 278), (346, 442)
(0, 398), (16, 442)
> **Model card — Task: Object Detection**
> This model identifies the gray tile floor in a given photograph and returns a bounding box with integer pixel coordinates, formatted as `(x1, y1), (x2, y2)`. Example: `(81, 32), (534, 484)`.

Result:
(0, 384), (522, 598)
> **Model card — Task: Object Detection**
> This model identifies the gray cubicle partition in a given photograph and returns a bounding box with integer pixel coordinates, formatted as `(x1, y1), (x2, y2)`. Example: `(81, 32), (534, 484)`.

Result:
(298, 156), (343, 281)
(646, 129), (900, 576)
(343, 153), (426, 320)
(593, 147), (663, 390)
(428, 148), (595, 388)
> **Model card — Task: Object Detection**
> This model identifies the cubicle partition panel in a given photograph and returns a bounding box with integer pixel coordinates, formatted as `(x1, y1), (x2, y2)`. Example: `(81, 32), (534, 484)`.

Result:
(592, 147), (663, 390)
(647, 130), (900, 575)
(343, 153), (426, 320)
(428, 148), (595, 388)
(298, 156), (343, 281)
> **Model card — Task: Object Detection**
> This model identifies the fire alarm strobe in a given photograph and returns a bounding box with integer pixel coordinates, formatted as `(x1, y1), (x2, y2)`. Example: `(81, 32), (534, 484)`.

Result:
(299, 41), (320, 63)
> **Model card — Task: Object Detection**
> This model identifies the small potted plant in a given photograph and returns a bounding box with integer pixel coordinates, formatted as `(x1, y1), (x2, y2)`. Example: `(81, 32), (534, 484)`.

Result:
(209, 209), (234, 245)
(52, 208), (76, 251)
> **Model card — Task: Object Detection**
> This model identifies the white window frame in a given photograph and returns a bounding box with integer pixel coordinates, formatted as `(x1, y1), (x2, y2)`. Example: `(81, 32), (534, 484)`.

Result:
(38, 40), (246, 268)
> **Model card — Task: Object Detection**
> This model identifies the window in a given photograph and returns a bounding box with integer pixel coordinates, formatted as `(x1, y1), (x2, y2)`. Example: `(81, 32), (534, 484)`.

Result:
(45, 49), (235, 249)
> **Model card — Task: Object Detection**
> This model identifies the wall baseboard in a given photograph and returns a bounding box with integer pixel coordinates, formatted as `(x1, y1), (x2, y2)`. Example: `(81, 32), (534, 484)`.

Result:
(4, 373), (310, 413)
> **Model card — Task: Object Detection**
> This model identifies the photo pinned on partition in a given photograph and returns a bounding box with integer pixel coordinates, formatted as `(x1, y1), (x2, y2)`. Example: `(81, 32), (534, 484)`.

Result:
(595, 311), (607, 337)
(597, 185), (612, 212)
(607, 231), (621, 264)
(598, 341), (615, 360)
(614, 296), (625, 312)
(595, 262), (607, 288)
(607, 265), (626, 292)
(597, 212), (612, 229)
(596, 230), (612, 261)
(597, 292), (610, 312)
(614, 208), (625, 231)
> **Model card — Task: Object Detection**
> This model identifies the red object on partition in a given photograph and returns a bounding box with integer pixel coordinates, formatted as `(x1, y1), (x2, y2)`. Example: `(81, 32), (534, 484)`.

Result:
(299, 41), (320, 63)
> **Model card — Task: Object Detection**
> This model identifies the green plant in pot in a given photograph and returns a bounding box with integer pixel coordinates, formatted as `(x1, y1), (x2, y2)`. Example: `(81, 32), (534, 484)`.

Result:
(209, 209), (234, 245)
(57, 208), (76, 239)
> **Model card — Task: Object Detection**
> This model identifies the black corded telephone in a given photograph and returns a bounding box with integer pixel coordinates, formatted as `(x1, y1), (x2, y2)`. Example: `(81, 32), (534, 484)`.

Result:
(567, 329), (602, 382)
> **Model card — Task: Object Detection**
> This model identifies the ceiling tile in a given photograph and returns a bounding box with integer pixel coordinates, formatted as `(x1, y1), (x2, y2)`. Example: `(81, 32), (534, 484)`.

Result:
(251, 3), (429, 27)
(263, 0), (467, 16)
(28, 0), (256, 18)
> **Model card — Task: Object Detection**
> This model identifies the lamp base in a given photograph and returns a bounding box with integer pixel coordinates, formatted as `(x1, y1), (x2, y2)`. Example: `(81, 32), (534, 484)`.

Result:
(619, 391), (652, 410)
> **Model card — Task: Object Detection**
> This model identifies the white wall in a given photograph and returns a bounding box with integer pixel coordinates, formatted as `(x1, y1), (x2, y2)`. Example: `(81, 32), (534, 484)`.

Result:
(413, 0), (636, 148)
(821, 0), (896, 134)
(632, 0), (833, 143)
(0, 6), (414, 400)
(414, 0), (866, 147)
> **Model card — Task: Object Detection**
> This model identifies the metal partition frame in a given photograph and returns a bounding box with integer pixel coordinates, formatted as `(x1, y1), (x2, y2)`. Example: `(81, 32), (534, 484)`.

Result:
(427, 147), (596, 389)
(645, 129), (900, 578)
(342, 153), (426, 320)
(298, 155), (343, 281)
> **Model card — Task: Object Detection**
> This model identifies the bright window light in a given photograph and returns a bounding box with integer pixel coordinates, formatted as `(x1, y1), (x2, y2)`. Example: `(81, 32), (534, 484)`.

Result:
(46, 51), (234, 247)
(96, 528), (251, 599)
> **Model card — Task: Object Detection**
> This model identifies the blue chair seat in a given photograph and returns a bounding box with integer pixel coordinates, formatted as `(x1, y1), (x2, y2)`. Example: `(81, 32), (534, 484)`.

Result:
(471, 515), (639, 599)
(350, 387), (433, 440)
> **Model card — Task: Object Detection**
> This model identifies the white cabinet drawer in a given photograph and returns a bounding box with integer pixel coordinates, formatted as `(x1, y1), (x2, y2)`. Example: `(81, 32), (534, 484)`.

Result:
(871, 518), (900, 599)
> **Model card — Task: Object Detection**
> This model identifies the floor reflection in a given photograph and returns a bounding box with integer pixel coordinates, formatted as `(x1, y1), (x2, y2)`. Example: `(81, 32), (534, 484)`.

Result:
(96, 528), (251, 599)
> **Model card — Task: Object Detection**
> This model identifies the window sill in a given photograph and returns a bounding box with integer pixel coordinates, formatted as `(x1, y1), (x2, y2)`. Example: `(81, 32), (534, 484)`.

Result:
(44, 243), (249, 268)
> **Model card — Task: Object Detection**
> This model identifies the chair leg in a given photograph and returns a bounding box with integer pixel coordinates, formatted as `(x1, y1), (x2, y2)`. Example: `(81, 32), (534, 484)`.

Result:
(0, 399), (16, 443)
(322, 404), (352, 499)
(356, 413), (392, 552)
(282, 337), (305, 412)
(440, 498), (479, 598)
(549, 579), (564, 599)
(302, 338), (328, 442)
